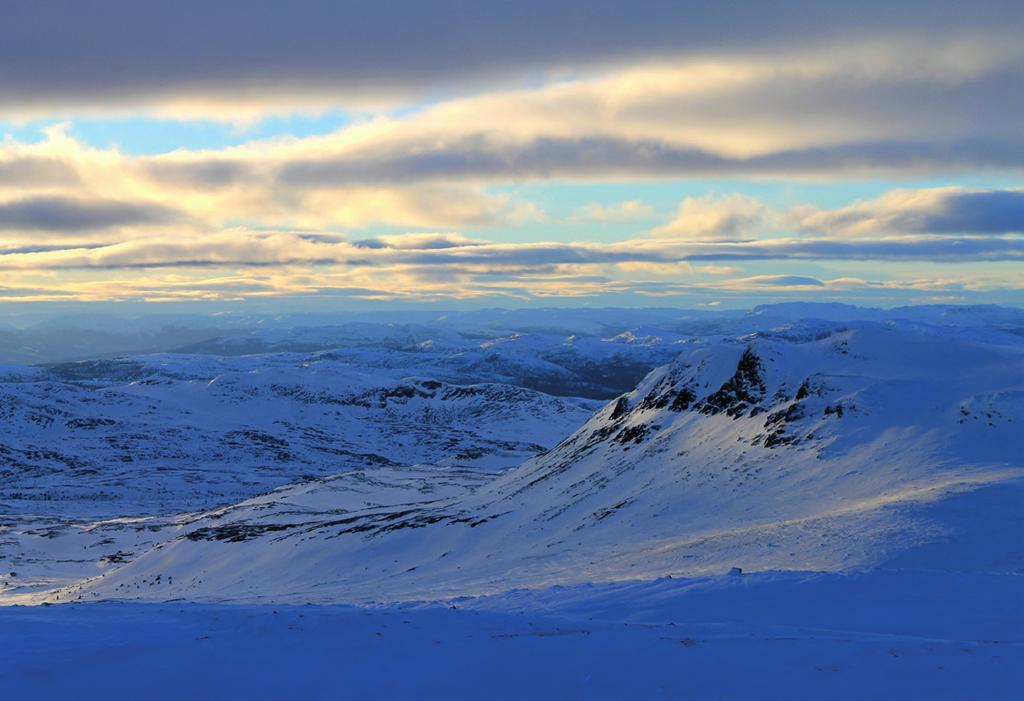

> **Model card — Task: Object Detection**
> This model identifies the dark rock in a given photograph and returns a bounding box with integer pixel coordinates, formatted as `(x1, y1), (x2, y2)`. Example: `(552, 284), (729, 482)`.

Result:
(698, 347), (766, 418)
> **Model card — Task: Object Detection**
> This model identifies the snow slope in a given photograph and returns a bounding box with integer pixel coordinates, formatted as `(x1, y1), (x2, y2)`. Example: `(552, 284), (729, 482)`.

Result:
(2, 570), (1019, 701)
(4, 306), (1023, 699)
(0, 353), (598, 518)
(0, 464), (494, 601)
(52, 319), (1024, 604)
(195, 328), (687, 399)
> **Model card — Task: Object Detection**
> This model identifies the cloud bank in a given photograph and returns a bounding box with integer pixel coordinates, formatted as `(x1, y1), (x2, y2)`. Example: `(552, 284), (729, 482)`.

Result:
(790, 188), (1024, 237)
(1, 4), (1021, 308)
(3, 1), (1021, 118)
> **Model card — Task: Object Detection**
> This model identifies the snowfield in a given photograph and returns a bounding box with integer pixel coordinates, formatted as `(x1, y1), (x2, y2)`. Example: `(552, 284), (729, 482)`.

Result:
(1, 571), (1020, 700)
(0, 354), (600, 517)
(37, 318), (1023, 605)
(2, 304), (1022, 699)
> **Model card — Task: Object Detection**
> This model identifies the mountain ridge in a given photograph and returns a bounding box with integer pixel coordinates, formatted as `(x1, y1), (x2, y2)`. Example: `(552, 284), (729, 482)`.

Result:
(42, 318), (1023, 604)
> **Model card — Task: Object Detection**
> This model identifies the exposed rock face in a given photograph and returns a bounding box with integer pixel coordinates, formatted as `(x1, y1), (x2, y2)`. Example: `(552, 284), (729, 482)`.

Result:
(697, 347), (767, 418)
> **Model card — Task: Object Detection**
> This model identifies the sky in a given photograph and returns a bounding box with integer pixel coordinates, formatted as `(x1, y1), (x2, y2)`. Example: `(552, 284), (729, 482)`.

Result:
(1, 0), (1022, 313)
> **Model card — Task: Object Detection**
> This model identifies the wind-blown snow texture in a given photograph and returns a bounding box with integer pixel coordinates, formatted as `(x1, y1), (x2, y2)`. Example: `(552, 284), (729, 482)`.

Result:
(2, 303), (1022, 699)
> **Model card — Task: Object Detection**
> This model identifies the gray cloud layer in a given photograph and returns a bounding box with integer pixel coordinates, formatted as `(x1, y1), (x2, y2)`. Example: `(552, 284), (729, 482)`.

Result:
(902, 191), (1024, 235)
(2, 234), (1020, 271)
(4, 1), (1020, 109)
(791, 189), (1024, 237)
(274, 137), (1024, 186)
(0, 158), (79, 187)
(0, 196), (182, 232)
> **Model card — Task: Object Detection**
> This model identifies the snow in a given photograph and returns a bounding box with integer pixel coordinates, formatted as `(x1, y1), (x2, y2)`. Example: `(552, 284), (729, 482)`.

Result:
(0, 355), (599, 517)
(2, 570), (1020, 700)
(39, 319), (1021, 605)
(2, 304), (1023, 698)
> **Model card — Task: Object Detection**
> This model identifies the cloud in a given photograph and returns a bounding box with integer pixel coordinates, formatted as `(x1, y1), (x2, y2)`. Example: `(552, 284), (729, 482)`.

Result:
(730, 275), (825, 287)
(0, 129), (547, 232)
(652, 194), (772, 239)
(0, 195), (183, 233)
(679, 236), (1024, 262)
(2, 1), (1020, 119)
(270, 135), (1024, 187)
(0, 39), (1020, 244)
(648, 187), (1024, 240)
(4, 41), (1023, 193)
(790, 187), (1024, 236)
(1, 112), (1021, 307)
(144, 159), (254, 188)
(0, 285), (75, 299)
(570, 200), (653, 223)
(352, 233), (485, 250)
(0, 157), (79, 187)
(2, 228), (1021, 273)
(0, 228), (1021, 305)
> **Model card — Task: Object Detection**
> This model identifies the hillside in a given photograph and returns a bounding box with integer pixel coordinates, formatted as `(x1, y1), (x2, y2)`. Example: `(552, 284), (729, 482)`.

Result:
(50, 319), (1024, 604)
(0, 353), (599, 519)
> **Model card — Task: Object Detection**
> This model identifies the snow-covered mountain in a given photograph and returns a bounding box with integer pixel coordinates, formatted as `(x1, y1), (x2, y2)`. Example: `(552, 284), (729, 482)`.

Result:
(7, 303), (1021, 386)
(177, 328), (688, 399)
(46, 318), (1023, 604)
(0, 352), (599, 519)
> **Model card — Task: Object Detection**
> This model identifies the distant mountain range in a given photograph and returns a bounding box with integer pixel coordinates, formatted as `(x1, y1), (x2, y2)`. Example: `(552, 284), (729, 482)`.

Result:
(4, 303), (1022, 366)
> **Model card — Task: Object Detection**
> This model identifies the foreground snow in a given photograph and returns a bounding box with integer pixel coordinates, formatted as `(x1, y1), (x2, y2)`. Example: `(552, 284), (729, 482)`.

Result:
(2, 570), (1020, 700)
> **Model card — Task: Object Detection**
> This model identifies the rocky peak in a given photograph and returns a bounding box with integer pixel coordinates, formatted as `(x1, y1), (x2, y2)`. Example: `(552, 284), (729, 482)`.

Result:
(696, 346), (766, 418)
